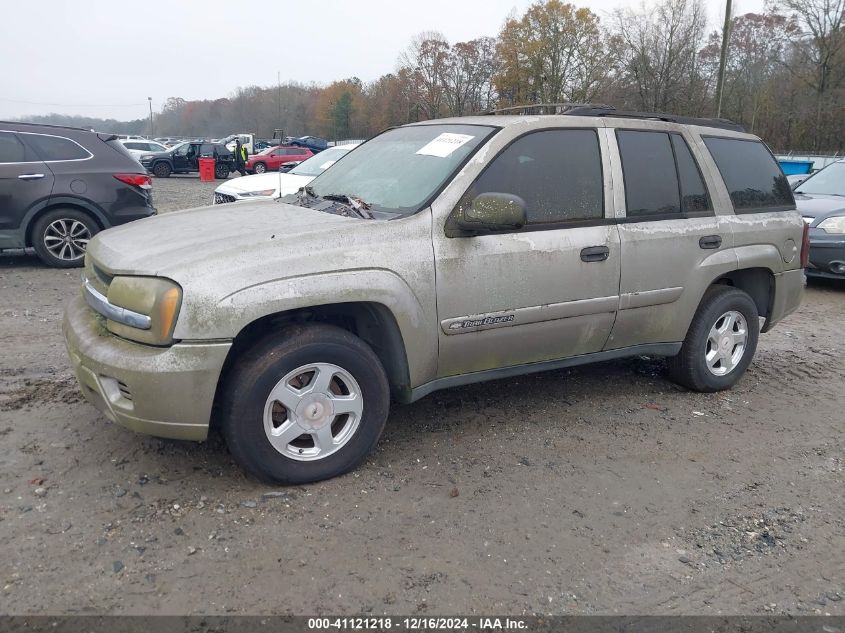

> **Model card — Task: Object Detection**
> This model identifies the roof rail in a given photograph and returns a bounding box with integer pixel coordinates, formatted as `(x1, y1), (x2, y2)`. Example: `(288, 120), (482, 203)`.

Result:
(477, 103), (745, 132)
(481, 103), (615, 115)
(0, 120), (90, 132)
(563, 105), (746, 132)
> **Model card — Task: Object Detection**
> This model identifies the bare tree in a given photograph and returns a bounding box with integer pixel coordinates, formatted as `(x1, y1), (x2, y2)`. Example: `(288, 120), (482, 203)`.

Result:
(613, 0), (709, 113)
(772, 0), (845, 148)
(443, 37), (499, 115)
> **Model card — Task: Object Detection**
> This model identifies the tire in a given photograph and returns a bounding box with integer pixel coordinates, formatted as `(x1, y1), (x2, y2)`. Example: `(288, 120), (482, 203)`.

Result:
(667, 285), (760, 392)
(152, 162), (171, 178)
(220, 324), (390, 484)
(214, 162), (230, 179)
(253, 162), (267, 174)
(31, 208), (99, 268)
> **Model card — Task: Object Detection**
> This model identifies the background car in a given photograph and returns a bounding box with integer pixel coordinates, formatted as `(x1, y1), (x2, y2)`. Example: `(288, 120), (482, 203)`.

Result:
(0, 121), (155, 267)
(793, 160), (845, 279)
(119, 139), (169, 161)
(287, 135), (328, 153)
(245, 145), (313, 174)
(141, 141), (234, 178)
(213, 143), (358, 203)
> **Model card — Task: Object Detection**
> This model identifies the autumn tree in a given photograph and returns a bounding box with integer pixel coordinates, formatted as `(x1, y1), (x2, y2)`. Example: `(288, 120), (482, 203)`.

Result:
(399, 31), (451, 118)
(442, 37), (499, 115)
(495, 1), (614, 106)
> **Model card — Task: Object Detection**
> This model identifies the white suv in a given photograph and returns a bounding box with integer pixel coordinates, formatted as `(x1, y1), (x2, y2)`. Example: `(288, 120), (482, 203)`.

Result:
(119, 139), (169, 161)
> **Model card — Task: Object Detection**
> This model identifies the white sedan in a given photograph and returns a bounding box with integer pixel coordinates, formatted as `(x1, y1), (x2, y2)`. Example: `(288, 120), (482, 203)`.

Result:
(212, 143), (359, 204)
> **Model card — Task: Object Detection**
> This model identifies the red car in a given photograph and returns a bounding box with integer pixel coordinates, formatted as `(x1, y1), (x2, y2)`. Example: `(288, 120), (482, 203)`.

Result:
(246, 146), (314, 174)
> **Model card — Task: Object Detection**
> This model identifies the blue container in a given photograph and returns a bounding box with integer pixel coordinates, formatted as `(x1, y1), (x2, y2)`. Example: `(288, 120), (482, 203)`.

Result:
(778, 160), (814, 175)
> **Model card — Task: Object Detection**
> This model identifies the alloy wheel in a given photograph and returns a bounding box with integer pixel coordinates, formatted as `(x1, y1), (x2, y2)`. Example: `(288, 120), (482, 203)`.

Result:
(43, 218), (90, 262)
(263, 362), (363, 461)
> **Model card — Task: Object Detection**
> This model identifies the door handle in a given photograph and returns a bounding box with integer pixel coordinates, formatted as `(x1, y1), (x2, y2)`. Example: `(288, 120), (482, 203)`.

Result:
(580, 245), (610, 262)
(699, 235), (722, 249)
(18, 173), (45, 180)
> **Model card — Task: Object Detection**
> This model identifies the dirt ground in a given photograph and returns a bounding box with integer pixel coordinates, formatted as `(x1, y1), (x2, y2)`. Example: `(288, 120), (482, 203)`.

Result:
(1, 175), (843, 616)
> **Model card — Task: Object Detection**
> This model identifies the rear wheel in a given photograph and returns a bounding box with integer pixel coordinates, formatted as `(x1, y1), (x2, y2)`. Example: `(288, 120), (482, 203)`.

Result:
(215, 162), (230, 179)
(667, 285), (759, 392)
(220, 324), (390, 484)
(32, 208), (98, 268)
(152, 162), (171, 178)
(253, 162), (267, 174)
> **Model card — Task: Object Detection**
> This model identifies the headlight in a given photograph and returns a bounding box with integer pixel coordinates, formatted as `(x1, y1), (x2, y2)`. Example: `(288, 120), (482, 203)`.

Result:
(240, 189), (276, 198)
(140, 155), (153, 161)
(817, 216), (845, 234)
(106, 276), (182, 345)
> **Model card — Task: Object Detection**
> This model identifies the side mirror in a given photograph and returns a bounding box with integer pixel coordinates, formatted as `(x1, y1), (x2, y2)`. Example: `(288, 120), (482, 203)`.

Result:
(455, 192), (527, 233)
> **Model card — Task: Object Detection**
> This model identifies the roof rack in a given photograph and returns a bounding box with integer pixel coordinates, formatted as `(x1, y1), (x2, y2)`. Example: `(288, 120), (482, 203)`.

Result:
(563, 105), (746, 132)
(481, 103), (615, 115)
(479, 103), (745, 132)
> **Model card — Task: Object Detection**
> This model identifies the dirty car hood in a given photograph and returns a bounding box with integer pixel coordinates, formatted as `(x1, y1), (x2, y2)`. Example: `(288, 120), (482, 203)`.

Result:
(794, 193), (845, 219)
(88, 201), (355, 276)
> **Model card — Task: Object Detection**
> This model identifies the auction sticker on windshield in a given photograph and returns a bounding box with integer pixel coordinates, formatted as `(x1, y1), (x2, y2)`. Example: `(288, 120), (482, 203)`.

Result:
(416, 133), (475, 158)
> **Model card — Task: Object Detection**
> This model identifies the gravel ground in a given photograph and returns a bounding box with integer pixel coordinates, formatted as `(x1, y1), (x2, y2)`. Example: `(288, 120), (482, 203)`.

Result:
(1, 177), (844, 615)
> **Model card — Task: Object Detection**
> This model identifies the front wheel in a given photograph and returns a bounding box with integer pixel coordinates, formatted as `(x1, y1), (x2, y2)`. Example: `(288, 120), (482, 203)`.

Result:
(253, 162), (267, 174)
(220, 324), (390, 484)
(667, 285), (759, 392)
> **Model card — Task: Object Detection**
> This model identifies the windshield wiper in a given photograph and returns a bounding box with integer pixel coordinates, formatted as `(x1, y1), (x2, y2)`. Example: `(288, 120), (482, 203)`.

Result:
(322, 193), (375, 219)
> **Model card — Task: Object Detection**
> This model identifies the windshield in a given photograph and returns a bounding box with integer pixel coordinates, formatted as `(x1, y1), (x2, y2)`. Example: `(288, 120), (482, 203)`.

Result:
(290, 146), (355, 177)
(795, 162), (845, 196)
(257, 146), (277, 156)
(308, 124), (496, 214)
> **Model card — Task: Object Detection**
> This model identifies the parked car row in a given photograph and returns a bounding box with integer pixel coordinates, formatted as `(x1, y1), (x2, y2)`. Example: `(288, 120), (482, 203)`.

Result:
(140, 141), (235, 179)
(213, 143), (359, 203)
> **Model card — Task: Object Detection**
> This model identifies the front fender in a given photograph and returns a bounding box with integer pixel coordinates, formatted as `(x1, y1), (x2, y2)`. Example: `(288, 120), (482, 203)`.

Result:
(173, 269), (437, 387)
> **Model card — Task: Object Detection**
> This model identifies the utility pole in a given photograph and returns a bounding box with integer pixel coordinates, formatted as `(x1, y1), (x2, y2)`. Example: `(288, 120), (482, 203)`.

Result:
(147, 97), (154, 137)
(715, 0), (732, 118)
(277, 71), (282, 131)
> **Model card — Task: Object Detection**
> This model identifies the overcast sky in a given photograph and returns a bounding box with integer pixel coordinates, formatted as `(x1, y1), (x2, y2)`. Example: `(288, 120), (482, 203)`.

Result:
(0, 0), (765, 121)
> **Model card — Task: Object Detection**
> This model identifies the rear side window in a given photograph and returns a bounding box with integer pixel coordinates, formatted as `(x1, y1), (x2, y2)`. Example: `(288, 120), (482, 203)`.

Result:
(671, 135), (711, 213)
(458, 129), (604, 226)
(618, 130), (712, 218)
(0, 132), (28, 163)
(24, 134), (90, 161)
(703, 137), (794, 212)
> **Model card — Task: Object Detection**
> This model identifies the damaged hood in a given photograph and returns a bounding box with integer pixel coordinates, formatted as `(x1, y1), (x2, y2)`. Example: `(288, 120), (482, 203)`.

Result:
(88, 201), (360, 278)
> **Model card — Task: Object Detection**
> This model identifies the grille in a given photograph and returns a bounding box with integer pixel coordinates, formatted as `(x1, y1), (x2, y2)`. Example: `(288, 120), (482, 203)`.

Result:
(214, 192), (236, 205)
(84, 257), (113, 296)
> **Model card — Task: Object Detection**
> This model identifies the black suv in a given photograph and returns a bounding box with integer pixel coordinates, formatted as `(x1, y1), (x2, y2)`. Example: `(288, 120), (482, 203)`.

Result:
(0, 122), (156, 268)
(140, 141), (235, 179)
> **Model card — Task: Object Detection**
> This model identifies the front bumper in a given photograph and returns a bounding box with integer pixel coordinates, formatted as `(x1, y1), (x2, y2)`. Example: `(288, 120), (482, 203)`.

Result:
(807, 233), (845, 278)
(63, 295), (231, 441)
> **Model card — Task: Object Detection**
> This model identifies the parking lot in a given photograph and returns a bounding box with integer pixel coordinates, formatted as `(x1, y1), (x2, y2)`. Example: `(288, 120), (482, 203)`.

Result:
(1, 175), (843, 615)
